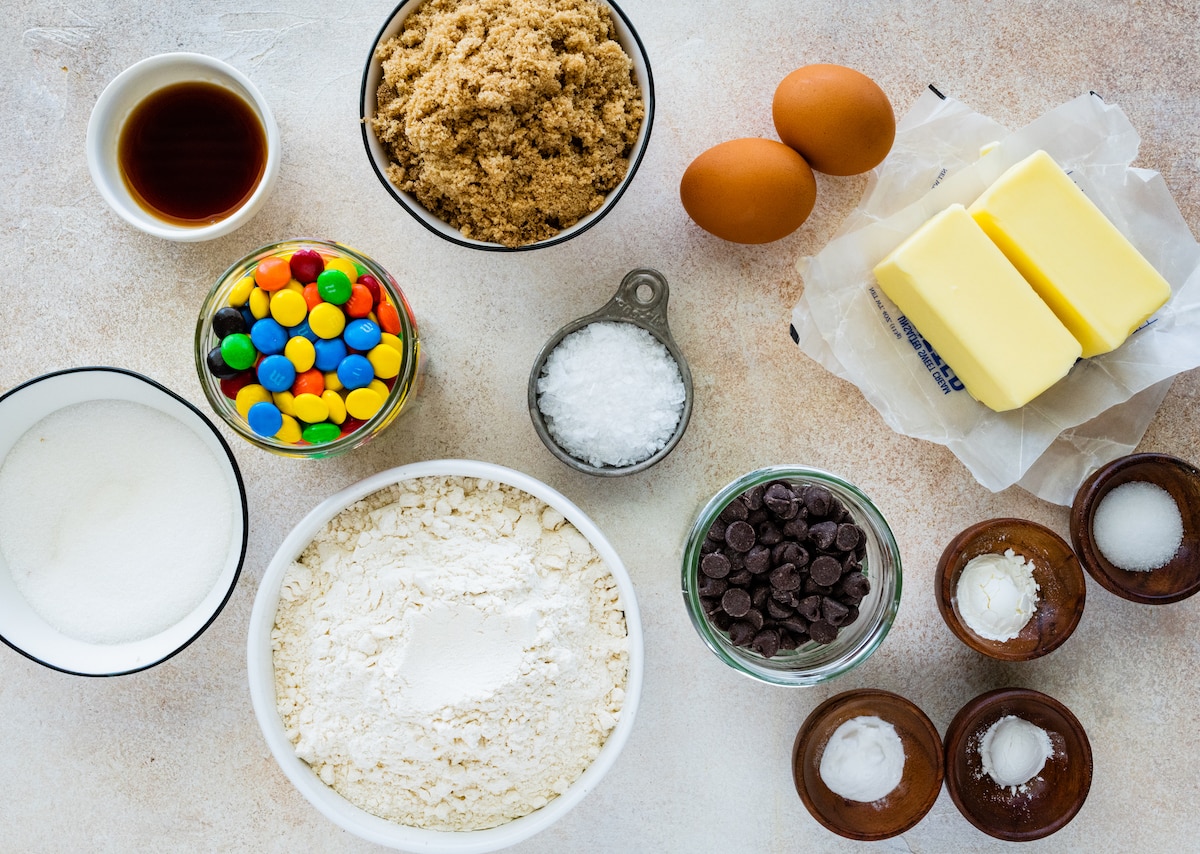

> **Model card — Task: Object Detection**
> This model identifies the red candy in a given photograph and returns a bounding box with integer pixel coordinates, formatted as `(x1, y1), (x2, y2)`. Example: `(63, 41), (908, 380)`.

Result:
(219, 371), (256, 399)
(289, 249), (325, 284)
(358, 274), (382, 305)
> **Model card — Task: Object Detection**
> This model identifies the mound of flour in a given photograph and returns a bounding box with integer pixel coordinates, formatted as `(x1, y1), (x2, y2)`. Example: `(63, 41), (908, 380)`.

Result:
(272, 475), (628, 831)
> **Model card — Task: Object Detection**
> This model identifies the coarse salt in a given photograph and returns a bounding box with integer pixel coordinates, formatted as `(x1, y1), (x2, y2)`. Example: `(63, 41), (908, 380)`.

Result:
(0, 399), (235, 644)
(537, 321), (685, 468)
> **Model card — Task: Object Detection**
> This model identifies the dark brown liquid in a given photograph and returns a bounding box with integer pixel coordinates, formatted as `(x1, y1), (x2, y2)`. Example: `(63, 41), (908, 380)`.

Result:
(118, 81), (267, 226)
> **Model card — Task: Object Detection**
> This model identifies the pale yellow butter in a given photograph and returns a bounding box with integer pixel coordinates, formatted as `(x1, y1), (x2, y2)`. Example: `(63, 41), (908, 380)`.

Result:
(873, 204), (1082, 412)
(969, 150), (1171, 358)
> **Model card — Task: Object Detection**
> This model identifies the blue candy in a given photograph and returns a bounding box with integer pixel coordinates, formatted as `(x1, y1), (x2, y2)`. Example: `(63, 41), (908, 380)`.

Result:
(337, 354), (375, 390)
(313, 337), (348, 372)
(257, 354), (297, 393)
(247, 401), (283, 437)
(343, 318), (382, 352)
(288, 317), (318, 342)
(250, 318), (288, 355)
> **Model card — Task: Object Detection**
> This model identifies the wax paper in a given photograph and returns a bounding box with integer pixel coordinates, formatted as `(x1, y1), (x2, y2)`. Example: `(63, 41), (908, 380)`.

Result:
(791, 88), (1200, 505)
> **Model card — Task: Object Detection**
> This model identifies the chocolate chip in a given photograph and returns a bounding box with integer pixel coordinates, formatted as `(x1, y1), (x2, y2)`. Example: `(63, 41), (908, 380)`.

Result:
(844, 604), (860, 626)
(822, 596), (851, 626)
(778, 630), (800, 651)
(842, 552), (861, 573)
(802, 485), (832, 517)
(701, 596), (721, 615)
(751, 629), (780, 658)
(698, 575), (728, 599)
(728, 620), (756, 646)
(782, 516), (809, 539)
(700, 538), (719, 555)
(711, 610), (733, 631)
(810, 555), (843, 586)
(837, 571), (871, 600)
(797, 595), (822, 622)
(769, 563), (801, 592)
(809, 521), (838, 550)
(767, 598), (793, 619)
(746, 507), (769, 526)
(706, 521), (725, 542)
(827, 496), (845, 521)
(743, 484), (765, 511)
(763, 483), (799, 519)
(772, 541), (802, 567)
(780, 616), (810, 636)
(835, 523), (862, 551)
(809, 620), (838, 644)
(757, 521), (783, 546)
(803, 578), (833, 595)
(719, 498), (749, 524)
(722, 587), (752, 617)
(724, 520), (755, 552)
(751, 585), (769, 609)
(727, 569), (753, 586)
(701, 553), (731, 579)
(744, 608), (765, 631)
(744, 545), (771, 574)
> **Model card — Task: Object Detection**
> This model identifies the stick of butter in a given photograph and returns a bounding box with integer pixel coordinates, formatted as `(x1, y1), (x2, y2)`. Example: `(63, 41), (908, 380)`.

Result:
(873, 204), (1082, 412)
(969, 150), (1171, 358)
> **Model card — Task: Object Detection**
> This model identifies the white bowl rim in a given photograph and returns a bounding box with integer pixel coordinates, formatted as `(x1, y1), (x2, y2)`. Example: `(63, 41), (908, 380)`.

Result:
(357, 0), (655, 252)
(85, 52), (281, 243)
(247, 459), (644, 852)
(0, 366), (249, 676)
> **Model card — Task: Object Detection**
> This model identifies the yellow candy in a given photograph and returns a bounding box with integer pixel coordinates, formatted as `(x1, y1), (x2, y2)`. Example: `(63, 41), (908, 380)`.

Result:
(228, 275), (255, 307)
(235, 384), (271, 418)
(323, 370), (344, 392)
(248, 286), (271, 320)
(367, 343), (401, 379)
(284, 336), (316, 373)
(325, 257), (359, 283)
(379, 332), (404, 353)
(270, 289), (308, 327)
(322, 390), (347, 424)
(367, 379), (389, 398)
(272, 390), (297, 417)
(284, 278), (304, 295)
(293, 392), (330, 424)
(275, 413), (302, 444)
(309, 302), (346, 339)
(345, 387), (384, 420)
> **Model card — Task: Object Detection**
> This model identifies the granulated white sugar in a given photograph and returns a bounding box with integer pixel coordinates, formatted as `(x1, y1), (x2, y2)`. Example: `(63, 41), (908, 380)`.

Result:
(0, 398), (236, 644)
(1092, 480), (1184, 571)
(536, 321), (685, 468)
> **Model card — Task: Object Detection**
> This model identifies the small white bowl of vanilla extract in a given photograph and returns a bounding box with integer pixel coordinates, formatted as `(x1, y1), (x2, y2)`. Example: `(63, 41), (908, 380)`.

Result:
(86, 53), (280, 242)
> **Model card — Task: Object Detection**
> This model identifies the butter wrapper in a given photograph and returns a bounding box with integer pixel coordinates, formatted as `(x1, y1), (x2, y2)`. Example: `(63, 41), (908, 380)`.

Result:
(791, 89), (1200, 504)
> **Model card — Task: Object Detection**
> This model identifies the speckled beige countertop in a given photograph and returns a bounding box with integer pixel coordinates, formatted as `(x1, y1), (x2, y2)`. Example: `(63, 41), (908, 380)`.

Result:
(2, 0), (1199, 851)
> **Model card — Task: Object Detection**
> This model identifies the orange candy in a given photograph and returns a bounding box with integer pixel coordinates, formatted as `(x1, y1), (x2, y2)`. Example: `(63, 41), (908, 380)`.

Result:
(255, 256), (292, 291)
(344, 284), (374, 318)
(291, 368), (325, 398)
(302, 282), (323, 311)
(377, 299), (401, 335)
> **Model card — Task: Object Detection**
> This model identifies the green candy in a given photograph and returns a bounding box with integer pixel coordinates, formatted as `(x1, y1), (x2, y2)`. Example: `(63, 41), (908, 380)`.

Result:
(219, 332), (257, 371)
(302, 421), (342, 444)
(316, 269), (353, 305)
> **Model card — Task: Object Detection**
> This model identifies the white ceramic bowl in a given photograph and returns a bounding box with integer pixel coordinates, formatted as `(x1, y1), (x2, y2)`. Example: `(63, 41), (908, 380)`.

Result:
(86, 52), (281, 241)
(0, 367), (248, 676)
(247, 460), (644, 852)
(358, 0), (654, 251)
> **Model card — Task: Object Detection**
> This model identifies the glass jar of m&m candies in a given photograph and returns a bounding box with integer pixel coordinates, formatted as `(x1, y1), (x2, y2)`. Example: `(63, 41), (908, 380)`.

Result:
(195, 239), (421, 457)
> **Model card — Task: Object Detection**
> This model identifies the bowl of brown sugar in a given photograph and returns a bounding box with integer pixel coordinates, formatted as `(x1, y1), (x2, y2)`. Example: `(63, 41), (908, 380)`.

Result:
(360, 0), (653, 251)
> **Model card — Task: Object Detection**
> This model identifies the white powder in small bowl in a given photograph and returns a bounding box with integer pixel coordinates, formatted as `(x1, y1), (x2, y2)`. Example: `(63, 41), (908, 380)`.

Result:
(272, 475), (629, 831)
(1092, 480), (1184, 571)
(978, 714), (1053, 793)
(818, 715), (905, 803)
(0, 398), (235, 645)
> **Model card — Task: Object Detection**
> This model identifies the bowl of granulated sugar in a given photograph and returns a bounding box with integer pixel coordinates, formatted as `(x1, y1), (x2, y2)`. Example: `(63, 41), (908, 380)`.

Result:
(248, 459), (642, 852)
(0, 367), (248, 676)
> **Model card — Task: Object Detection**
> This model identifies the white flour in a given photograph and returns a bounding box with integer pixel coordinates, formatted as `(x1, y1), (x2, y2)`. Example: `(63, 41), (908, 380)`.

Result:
(272, 475), (628, 831)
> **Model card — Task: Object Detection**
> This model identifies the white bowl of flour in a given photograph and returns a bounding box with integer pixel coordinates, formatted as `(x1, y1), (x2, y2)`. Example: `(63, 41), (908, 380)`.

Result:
(0, 367), (248, 675)
(248, 460), (643, 852)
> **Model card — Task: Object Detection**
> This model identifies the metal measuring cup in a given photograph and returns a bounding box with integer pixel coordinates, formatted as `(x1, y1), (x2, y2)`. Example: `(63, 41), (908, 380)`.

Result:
(527, 268), (694, 476)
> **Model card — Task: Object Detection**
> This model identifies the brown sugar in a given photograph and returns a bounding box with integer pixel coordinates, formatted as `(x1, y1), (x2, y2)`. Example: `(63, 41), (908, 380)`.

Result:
(371, 0), (645, 247)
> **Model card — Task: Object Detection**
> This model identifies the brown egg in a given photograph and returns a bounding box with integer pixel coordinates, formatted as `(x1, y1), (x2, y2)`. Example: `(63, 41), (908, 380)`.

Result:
(679, 138), (817, 244)
(772, 64), (895, 176)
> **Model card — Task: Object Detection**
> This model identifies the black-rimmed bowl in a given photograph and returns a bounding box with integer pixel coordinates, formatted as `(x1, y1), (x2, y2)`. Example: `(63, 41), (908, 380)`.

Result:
(359, 0), (654, 251)
(0, 367), (247, 676)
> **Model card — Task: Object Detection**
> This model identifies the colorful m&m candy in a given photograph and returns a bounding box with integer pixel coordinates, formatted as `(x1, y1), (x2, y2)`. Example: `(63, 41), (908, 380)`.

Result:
(204, 243), (413, 448)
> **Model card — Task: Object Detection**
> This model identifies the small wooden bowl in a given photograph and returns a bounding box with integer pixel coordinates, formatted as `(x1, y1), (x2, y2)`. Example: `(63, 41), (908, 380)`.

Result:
(936, 518), (1086, 661)
(1070, 453), (1200, 604)
(944, 688), (1091, 842)
(792, 689), (943, 841)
